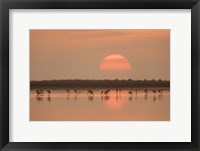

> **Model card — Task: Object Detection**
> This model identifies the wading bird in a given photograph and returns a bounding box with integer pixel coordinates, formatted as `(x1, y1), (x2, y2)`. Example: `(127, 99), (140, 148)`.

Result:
(35, 89), (40, 95)
(40, 90), (44, 95)
(47, 89), (51, 95)
(66, 89), (70, 96)
(36, 89), (44, 96)
(74, 90), (78, 96)
(144, 89), (148, 100)
(128, 91), (133, 97)
(87, 90), (94, 96)
(158, 90), (163, 95)
(104, 90), (110, 96)
(116, 89), (119, 94)
(100, 90), (104, 96)
(135, 88), (138, 95)
(153, 90), (156, 96)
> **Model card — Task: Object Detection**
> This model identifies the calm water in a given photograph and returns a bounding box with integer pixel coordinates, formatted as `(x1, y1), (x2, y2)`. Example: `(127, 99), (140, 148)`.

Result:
(30, 89), (170, 121)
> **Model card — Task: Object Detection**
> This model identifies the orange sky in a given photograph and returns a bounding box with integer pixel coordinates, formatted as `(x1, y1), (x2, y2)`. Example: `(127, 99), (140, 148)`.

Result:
(30, 30), (170, 81)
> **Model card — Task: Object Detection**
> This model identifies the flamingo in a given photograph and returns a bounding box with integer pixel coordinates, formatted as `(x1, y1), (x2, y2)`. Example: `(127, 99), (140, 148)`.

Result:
(40, 90), (44, 95)
(35, 89), (40, 95)
(100, 90), (104, 96)
(104, 90), (110, 96)
(74, 90), (78, 96)
(128, 91), (133, 97)
(116, 89), (119, 97)
(66, 89), (70, 96)
(36, 89), (44, 96)
(119, 89), (122, 98)
(47, 89), (51, 95)
(116, 89), (119, 94)
(158, 89), (163, 95)
(144, 89), (148, 100)
(153, 90), (156, 96)
(88, 90), (94, 96)
(135, 88), (138, 94)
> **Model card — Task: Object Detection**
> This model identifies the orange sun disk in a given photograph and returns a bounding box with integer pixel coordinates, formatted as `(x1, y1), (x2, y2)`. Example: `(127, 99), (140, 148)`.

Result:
(99, 54), (131, 72)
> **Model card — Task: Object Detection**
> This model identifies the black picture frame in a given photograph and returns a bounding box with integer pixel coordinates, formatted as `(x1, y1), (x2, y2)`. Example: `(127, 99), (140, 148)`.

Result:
(0, 0), (199, 150)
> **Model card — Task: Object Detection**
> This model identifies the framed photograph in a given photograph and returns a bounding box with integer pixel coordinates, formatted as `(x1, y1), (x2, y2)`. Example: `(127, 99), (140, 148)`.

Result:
(0, 0), (200, 150)
(30, 29), (170, 121)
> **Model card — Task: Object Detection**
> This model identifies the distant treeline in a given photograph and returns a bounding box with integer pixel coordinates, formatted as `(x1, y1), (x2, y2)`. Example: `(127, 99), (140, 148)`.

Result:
(30, 79), (170, 90)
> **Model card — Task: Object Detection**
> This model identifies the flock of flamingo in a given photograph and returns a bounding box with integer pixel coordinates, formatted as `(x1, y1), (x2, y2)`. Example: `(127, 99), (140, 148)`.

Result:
(35, 88), (164, 97)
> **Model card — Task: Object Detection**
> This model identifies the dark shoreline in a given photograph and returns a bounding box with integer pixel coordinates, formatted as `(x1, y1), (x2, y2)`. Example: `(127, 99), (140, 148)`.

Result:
(30, 79), (170, 90)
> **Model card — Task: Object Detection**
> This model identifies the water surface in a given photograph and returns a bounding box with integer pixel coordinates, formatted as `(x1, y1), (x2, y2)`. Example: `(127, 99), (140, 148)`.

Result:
(30, 89), (170, 121)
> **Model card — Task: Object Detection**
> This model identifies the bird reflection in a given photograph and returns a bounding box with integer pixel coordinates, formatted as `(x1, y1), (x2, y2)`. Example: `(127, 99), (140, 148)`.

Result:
(88, 96), (94, 101)
(144, 94), (148, 100)
(158, 94), (163, 100)
(36, 96), (43, 101)
(153, 96), (156, 102)
(74, 95), (77, 100)
(47, 96), (51, 102)
(66, 95), (70, 100)
(135, 95), (137, 100)
(104, 95), (110, 101)
(129, 96), (133, 101)
(116, 95), (118, 101)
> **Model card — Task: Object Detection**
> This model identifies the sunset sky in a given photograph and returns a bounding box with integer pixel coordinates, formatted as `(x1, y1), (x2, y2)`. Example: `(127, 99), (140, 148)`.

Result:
(30, 30), (170, 81)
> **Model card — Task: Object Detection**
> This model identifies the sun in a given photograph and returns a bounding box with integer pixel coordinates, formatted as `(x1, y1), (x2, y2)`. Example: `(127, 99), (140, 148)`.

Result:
(99, 54), (132, 72)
